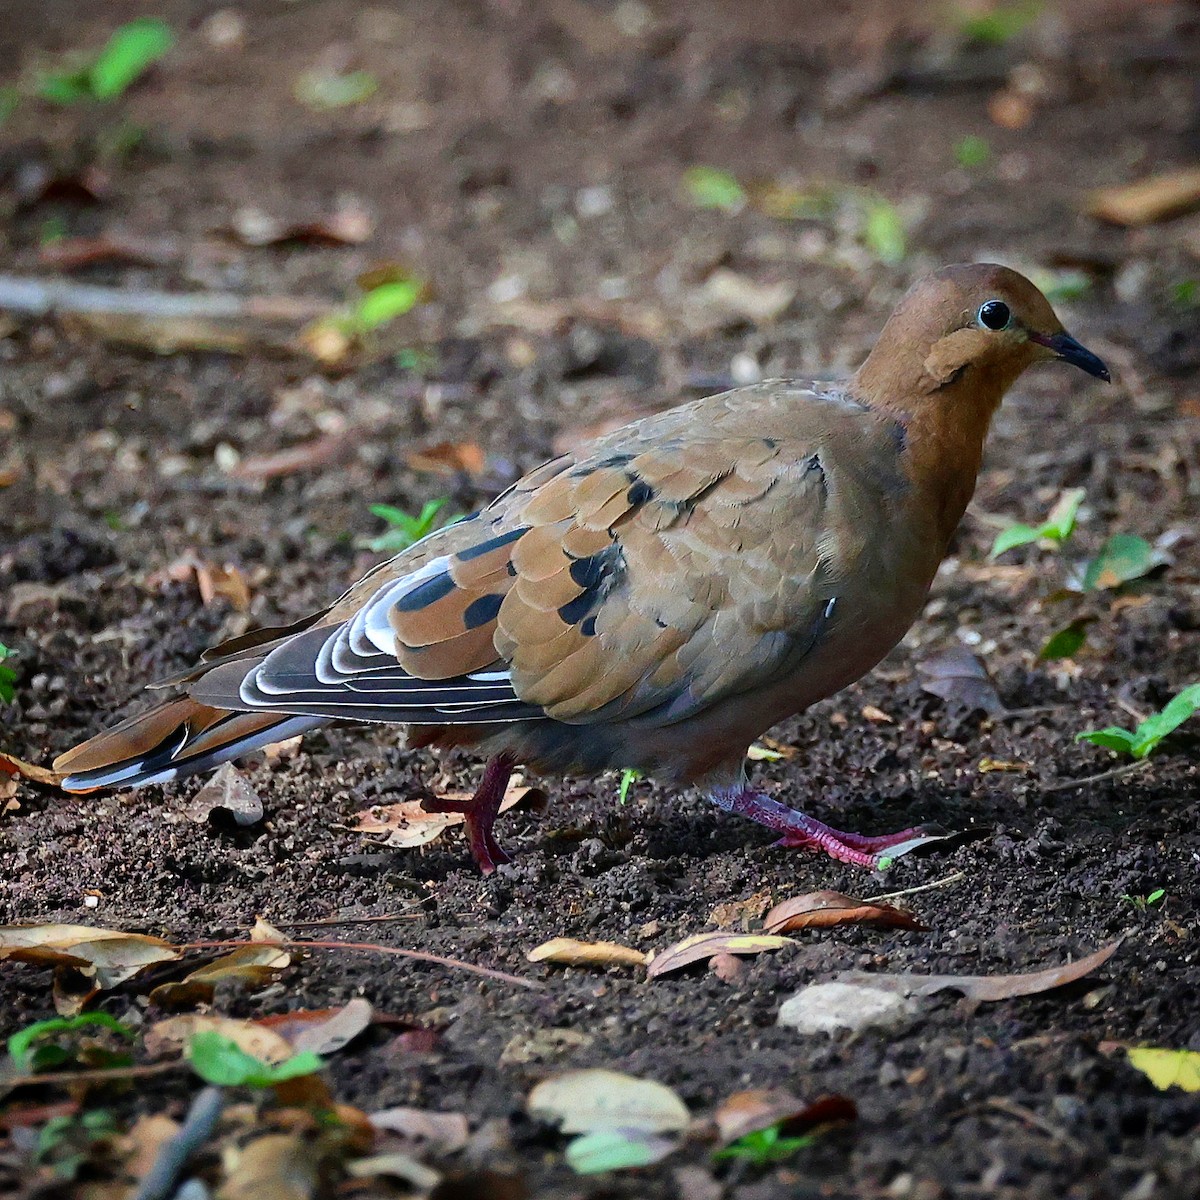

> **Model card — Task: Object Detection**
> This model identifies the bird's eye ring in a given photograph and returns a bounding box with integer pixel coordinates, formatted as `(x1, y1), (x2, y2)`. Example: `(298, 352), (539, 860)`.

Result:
(977, 300), (1011, 331)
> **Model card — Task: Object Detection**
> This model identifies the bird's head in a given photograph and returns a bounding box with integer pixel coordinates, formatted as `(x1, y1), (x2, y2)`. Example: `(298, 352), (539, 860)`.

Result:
(854, 262), (1110, 419)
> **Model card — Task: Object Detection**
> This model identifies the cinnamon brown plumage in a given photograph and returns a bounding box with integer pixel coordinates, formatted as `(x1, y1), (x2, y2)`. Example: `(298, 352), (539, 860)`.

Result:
(54, 264), (1109, 872)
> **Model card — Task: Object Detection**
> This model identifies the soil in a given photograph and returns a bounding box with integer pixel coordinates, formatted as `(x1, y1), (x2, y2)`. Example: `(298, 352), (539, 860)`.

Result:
(2, 1), (1200, 1197)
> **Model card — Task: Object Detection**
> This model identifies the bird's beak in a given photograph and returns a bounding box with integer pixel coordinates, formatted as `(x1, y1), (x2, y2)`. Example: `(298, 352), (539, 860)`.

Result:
(1029, 331), (1111, 382)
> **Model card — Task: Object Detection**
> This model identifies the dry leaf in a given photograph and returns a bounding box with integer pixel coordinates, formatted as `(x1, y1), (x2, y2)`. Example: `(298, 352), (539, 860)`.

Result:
(149, 942), (290, 1008)
(228, 199), (374, 247)
(147, 1014), (296, 1064)
(861, 704), (893, 723)
(1087, 168), (1200, 226)
(38, 234), (179, 271)
(499, 1027), (593, 1066)
(647, 932), (793, 978)
(527, 1069), (689, 1135)
(195, 562), (253, 612)
(978, 757), (1031, 774)
(229, 433), (352, 480)
(714, 1090), (856, 1146)
(835, 940), (1120, 1001)
(527, 938), (649, 968)
(369, 1106), (470, 1152)
(0, 924), (179, 990)
(0, 751), (64, 787)
(915, 646), (1006, 716)
(118, 1114), (181, 1183)
(185, 762), (264, 827)
(285, 998), (374, 1056)
(352, 781), (542, 849)
(405, 440), (486, 477)
(1126, 1047), (1200, 1093)
(763, 890), (925, 934)
(345, 1152), (441, 1189)
(218, 1132), (321, 1200)
(708, 890), (773, 929)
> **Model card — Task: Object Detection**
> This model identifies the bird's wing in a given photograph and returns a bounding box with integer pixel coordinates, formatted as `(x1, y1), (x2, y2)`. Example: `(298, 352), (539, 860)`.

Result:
(181, 384), (871, 728)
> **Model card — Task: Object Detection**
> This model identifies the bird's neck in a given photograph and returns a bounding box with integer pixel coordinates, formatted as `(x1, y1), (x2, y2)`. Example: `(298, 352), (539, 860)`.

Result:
(851, 360), (1007, 549)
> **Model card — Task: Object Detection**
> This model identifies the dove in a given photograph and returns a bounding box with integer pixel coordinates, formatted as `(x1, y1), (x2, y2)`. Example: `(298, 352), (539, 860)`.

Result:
(53, 264), (1109, 873)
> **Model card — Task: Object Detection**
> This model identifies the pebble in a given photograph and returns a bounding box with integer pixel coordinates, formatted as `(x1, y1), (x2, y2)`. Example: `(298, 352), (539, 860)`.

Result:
(777, 981), (918, 1035)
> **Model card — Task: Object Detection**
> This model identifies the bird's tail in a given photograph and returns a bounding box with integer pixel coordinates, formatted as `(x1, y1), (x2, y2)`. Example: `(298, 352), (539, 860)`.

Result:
(54, 696), (325, 792)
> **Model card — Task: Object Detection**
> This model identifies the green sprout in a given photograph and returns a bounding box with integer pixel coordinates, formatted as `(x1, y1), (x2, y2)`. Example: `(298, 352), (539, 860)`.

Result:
(36, 1110), (120, 1181)
(1122, 888), (1166, 910)
(714, 1123), (816, 1167)
(186, 1031), (323, 1088)
(1078, 684), (1200, 760)
(364, 497), (454, 554)
(683, 166), (747, 213)
(7, 1013), (134, 1074)
(0, 642), (18, 704)
(1080, 534), (1164, 591)
(1172, 280), (1200, 310)
(955, 135), (991, 169)
(617, 768), (644, 804)
(37, 19), (174, 104)
(958, 1), (1042, 45)
(990, 488), (1084, 558)
(861, 194), (907, 265)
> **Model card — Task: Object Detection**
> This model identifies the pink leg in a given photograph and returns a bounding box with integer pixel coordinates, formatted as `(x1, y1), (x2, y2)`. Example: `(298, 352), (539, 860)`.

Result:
(710, 788), (940, 869)
(423, 753), (516, 874)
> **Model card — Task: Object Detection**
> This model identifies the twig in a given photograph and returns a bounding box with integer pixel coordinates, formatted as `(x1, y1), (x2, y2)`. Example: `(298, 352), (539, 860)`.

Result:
(1042, 759), (1149, 794)
(992, 705), (1066, 720)
(984, 1097), (1086, 1153)
(277, 909), (425, 929)
(0, 1060), (181, 1094)
(0, 275), (327, 322)
(131, 1086), (223, 1200)
(867, 871), (966, 904)
(178, 939), (541, 990)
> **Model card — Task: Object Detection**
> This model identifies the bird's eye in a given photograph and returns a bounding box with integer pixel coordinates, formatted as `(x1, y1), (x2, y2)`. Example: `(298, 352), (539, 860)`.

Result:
(977, 300), (1011, 331)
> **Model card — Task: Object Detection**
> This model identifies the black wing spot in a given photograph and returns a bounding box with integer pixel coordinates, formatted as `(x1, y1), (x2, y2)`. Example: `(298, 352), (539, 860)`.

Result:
(462, 593), (505, 629)
(559, 542), (624, 627)
(763, 437), (778, 449)
(393, 570), (457, 612)
(625, 478), (655, 506)
(580, 615), (597, 637)
(455, 526), (528, 562)
(568, 553), (609, 588)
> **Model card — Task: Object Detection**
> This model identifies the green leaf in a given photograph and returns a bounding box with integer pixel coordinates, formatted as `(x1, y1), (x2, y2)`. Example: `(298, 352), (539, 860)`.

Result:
(1039, 618), (1091, 661)
(89, 19), (174, 99)
(1075, 727), (1139, 755)
(355, 279), (423, 330)
(1129, 684), (1200, 756)
(714, 1124), (815, 1166)
(617, 768), (643, 805)
(1127, 1047), (1200, 1092)
(1082, 534), (1161, 590)
(683, 167), (747, 213)
(8, 1013), (134, 1074)
(1172, 280), (1200, 310)
(1145, 888), (1166, 906)
(959, 1), (1041, 45)
(955, 135), (990, 168)
(990, 523), (1042, 557)
(186, 1031), (323, 1088)
(862, 196), (906, 265)
(0, 642), (16, 705)
(294, 68), (378, 110)
(365, 497), (451, 552)
(565, 1129), (672, 1174)
(37, 70), (92, 104)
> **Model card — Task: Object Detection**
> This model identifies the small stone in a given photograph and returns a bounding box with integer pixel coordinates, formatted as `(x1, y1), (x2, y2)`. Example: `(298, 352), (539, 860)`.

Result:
(777, 981), (918, 1035)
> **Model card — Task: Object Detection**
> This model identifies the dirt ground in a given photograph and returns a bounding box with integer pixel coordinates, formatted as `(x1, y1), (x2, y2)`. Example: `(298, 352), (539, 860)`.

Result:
(2, 1), (1200, 1196)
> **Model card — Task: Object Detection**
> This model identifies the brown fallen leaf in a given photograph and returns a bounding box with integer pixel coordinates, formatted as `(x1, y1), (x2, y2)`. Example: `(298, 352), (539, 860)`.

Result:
(351, 781), (544, 849)
(218, 1132), (321, 1200)
(227, 432), (353, 480)
(369, 1106), (470, 1152)
(0, 924), (179, 989)
(861, 704), (893, 724)
(763, 890), (925, 934)
(278, 998), (374, 1056)
(405, 440), (486, 477)
(527, 938), (649, 969)
(714, 1090), (857, 1146)
(148, 938), (289, 1009)
(146, 1014), (297, 1064)
(499, 1027), (593, 1066)
(647, 932), (793, 978)
(1087, 168), (1200, 226)
(185, 762), (264, 827)
(38, 234), (180, 271)
(915, 646), (1006, 716)
(835, 940), (1121, 1001)
(528, 1069), (690, 1135)
(195, 561), (253, 612)
(0, 751), (63, 788)
(708, 889), (773, 930)
(227, 199), (374, 248)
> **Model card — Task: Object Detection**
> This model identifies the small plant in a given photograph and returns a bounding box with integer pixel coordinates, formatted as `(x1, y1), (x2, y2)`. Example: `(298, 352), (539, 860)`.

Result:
(0, 642), (17, 704)
(36, 1109), (120, 1180)
(37, 18), (174, 104)
(617, 768), (643, 804)
(958, 1), (1042, 45)
(955, 135), (991, 168)
(187, 1031), (323, 1088)
(683, 166), (747, 213)
(714, 1123), (815, 1167)
(364, 497), (454, 554)
(990, 488), (1084, 558)
(1172, 280), (1200, 310)
(7, 1012), (135, 1074)
(861, 194), (907, 265)
(1122, 888), (1166, 910)
(1078, 684), (1200, 760)
(302, 275), (426, 364)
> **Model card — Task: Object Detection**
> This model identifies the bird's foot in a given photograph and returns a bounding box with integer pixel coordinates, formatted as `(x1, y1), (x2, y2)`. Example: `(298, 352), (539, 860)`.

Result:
(712, 787), (942, 870)
(422, 752), (516, 874)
